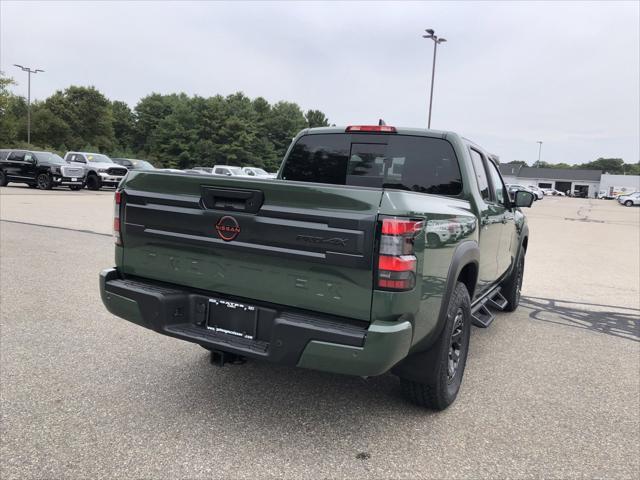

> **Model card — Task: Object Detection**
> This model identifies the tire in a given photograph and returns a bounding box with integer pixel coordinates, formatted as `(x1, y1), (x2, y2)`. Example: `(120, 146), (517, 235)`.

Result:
(501, 249), (525, 312)
(36, 173), (53, 190)
(69, 185), (82, 191)
(625, 200), (633, 207)
(399, 282), (471, 410)
(86, 175), (101, 190)
(427, 232), (442, 248)
(0, 171), (7, 187)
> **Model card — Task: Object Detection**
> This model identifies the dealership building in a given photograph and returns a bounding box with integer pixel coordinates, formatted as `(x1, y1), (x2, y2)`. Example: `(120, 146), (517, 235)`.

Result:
(498, 165), (640, 198)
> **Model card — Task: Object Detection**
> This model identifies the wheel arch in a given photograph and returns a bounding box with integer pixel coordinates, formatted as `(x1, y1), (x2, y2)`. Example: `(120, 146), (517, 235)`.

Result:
(392, 241), (479, 383)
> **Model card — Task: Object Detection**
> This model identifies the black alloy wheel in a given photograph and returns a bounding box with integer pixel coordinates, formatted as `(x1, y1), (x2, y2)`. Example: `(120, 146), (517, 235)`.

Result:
(447, 308), (466, 383)
(37, 173), (53, 190)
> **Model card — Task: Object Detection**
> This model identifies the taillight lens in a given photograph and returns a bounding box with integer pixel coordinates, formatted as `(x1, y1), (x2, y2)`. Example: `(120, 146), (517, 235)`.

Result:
(376, 218), (422, 291)
(114, 191), (122, 245)
(346, 125), (397, 133)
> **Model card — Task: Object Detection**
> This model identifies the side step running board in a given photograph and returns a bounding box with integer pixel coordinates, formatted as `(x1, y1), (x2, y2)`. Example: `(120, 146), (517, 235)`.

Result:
(471, 288), (507, 328)
(487, 291), (508, 311)
(471, 304), (495, 328)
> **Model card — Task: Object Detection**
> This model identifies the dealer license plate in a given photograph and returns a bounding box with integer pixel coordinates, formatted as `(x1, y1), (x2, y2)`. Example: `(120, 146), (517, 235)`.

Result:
(71, 177), (77, 181)
(206, 298), (257, 340)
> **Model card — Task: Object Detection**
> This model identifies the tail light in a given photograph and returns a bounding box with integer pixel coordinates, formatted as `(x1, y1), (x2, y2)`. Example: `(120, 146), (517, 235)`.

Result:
(376, 218), (423, 291)
(114, 191), (122, 245)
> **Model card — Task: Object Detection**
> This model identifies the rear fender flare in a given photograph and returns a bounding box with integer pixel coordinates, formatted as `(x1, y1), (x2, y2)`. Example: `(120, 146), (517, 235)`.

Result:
(392, 240), (479, 383)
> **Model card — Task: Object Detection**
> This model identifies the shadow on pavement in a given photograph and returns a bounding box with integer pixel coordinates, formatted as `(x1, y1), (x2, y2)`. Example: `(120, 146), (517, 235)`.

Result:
(520, 296), (640, 342)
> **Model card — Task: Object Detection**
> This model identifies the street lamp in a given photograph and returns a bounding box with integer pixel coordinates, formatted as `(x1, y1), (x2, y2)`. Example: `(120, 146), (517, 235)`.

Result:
(422, 29), (447, 129)
(13, 64), (44, 144)
(536, 141), (543, 167)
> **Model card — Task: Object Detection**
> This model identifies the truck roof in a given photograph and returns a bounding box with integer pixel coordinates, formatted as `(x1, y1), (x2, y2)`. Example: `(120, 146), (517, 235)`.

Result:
(303, 126), (453, 139)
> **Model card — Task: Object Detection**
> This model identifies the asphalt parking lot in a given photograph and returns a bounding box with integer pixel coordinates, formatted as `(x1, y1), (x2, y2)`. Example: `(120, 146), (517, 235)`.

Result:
(1, 185), (639, 479)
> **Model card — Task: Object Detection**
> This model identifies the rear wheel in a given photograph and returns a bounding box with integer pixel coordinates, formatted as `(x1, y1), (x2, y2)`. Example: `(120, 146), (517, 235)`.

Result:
(501, 249), (525, 312)
(399, 282), (471, 410)
(86, 175), (101, 190)
(36, 173), (53, 190)
(625, 200), (633, 207)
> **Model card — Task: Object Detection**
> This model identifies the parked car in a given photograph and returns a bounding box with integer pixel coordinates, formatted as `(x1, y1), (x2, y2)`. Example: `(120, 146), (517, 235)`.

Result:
(618, 192), (640, 207)
(0, 149), (85, 190)
(112, 158), (155, 170)
(63, 152), (128, 190)
(212, 165), (246, 176)
(242, 167), (276, 178)
(100, 124), (534, 411)
(526, 185), (545, 200)
(542, 188), (565, 196)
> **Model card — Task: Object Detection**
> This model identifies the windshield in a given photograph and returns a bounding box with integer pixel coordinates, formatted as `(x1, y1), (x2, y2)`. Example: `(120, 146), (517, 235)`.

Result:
(281, 134), (462, 196)
(253, 168), (269, 175)
(35, 152), (65, 164)
(228, 166), (244, 175)
(86, 153), (113, 163)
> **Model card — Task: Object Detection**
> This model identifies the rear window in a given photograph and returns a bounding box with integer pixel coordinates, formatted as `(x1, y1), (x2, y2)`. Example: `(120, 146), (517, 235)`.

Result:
(281, 134), (462, 196)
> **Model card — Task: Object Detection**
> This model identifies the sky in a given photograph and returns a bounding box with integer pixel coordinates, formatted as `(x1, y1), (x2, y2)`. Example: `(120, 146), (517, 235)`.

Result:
(1, 1), (638, 165)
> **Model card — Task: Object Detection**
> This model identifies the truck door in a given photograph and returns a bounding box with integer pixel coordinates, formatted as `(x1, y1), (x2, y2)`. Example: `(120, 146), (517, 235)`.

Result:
(23, 152), (38, 181)
(468, 148), (502, 294)
(485, 159), (513, 277)
(5, 151), (26, 179)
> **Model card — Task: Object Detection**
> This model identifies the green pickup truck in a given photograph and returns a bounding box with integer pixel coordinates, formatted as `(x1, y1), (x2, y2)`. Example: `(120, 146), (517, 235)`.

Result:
(100, 125), (534, 410)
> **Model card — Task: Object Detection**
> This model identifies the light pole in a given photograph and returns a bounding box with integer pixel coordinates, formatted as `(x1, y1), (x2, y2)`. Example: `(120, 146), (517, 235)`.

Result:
(536, 141), (543, 167)
(422, 29), (446, 129)
(13, 64), (44, 144)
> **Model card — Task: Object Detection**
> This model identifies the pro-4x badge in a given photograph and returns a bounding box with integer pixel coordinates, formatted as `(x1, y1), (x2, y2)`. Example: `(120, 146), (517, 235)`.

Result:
(215, 216), (241, 241)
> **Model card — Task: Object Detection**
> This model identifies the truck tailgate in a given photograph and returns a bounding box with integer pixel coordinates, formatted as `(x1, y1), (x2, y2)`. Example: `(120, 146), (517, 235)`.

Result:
(119, 172), (382, 321)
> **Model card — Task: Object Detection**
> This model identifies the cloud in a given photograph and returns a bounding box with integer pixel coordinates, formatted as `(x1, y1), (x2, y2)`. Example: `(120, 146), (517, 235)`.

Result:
(1, 0), (638, 164)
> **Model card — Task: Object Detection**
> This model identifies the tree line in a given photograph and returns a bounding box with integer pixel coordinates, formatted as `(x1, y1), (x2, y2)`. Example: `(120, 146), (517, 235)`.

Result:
(0, 72), (329, 171)
(507, 158), (639, 175)
(2, 71), (637, 174)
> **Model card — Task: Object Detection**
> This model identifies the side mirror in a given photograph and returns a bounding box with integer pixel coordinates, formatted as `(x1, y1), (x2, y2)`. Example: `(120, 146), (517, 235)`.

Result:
(514, 190), (535, 208)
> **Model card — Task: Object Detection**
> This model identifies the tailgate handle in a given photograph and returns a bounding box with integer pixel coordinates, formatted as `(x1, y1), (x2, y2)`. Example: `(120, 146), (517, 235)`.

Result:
(201, 187), (264, 214)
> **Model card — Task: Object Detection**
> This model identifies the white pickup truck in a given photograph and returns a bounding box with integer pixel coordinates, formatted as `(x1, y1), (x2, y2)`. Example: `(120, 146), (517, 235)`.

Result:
(64, 152), (128, 190)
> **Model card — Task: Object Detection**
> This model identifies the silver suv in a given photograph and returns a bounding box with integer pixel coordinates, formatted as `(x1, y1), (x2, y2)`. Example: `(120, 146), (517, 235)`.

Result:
(618, 192), (640, 207)
(64, 152), (128, 190)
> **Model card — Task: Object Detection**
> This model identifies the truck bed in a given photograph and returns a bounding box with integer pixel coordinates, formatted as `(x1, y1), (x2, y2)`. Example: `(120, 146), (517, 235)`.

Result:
(118, 171), (384, 321)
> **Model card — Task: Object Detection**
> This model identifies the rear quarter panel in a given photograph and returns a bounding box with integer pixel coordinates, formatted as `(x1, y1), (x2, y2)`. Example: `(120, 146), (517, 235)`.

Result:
(375, 191), (478, 351)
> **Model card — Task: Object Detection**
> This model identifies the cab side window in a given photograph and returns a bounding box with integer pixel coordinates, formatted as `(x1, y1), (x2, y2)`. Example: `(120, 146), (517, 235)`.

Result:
(486, 160), (507, 206)
(469, 148), (490, 201)
(8, 151), (25, 161)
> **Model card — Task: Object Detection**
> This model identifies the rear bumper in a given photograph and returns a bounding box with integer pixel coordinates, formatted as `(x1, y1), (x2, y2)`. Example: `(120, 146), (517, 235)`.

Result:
(100, 268), (412, 376)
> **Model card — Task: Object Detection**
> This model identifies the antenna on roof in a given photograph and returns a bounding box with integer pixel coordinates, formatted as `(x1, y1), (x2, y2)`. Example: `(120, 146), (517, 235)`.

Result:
(378, 118), (386, 126)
